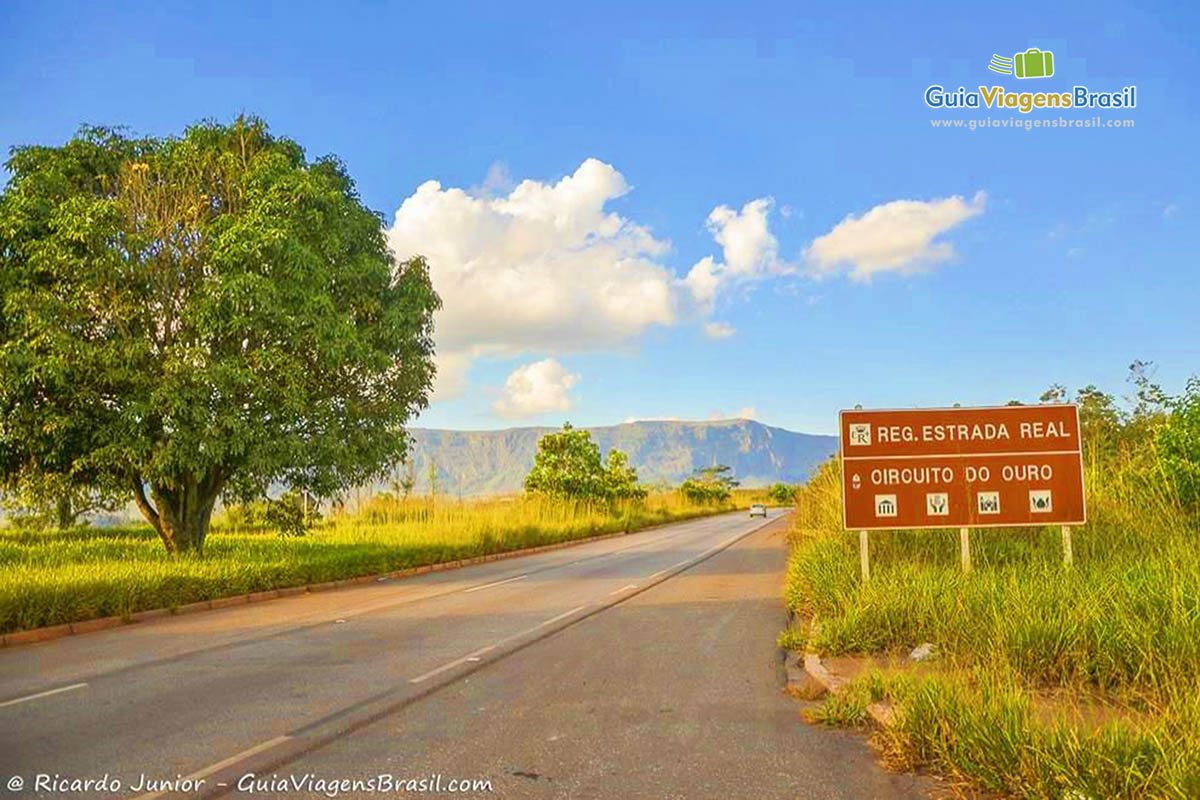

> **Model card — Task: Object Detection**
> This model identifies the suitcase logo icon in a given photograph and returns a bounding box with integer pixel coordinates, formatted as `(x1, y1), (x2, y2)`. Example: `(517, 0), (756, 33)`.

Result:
(988, 48), (1055, 79)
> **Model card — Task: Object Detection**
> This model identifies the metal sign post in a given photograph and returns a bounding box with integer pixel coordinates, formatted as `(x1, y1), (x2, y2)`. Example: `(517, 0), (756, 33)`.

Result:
(859, 529), (870, 583)
(960, 527), (971, 573)
(1062, 524), (1073, 567)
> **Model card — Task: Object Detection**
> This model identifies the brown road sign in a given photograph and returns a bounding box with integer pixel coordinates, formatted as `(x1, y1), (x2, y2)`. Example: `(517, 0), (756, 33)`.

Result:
(840, 405), (1086, 530)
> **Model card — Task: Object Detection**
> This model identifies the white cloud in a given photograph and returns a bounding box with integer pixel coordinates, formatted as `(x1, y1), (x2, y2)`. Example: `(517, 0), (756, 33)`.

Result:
(703, 321), (737, 340)
(623, 408), (758, 423)
(684, 198), (790, 308)
(707, 406), (757, 421)
(707, 198), (781, 276)
(492, 358), (580, 419)
(469, 161), (514, 197)
(682, 256), (721, 308)
(1163, 203), (1180, 218)
(388, 159), (683, 401)
(389, 158), (982, 411)
(805, 191), (985, 281)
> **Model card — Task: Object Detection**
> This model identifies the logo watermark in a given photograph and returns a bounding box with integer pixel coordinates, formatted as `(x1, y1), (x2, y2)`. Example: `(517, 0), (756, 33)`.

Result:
(931, 116), (1134, 132)
(3, 772), (496, 796)
(927, 46), (1137, 127)
(988, 48), (1055, 79)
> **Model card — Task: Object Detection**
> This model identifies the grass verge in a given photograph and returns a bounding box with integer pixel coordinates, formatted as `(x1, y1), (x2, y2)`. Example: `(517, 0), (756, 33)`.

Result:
(787, 455), (1200, 799)
(0, 492), (742, 635)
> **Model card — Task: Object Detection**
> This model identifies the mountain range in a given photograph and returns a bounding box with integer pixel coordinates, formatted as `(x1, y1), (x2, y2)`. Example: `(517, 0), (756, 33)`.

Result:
(395, 419), (839, 497)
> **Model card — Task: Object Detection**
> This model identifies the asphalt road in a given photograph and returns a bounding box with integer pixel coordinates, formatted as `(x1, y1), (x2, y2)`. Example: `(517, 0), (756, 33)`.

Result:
(0, 510), (928, 800)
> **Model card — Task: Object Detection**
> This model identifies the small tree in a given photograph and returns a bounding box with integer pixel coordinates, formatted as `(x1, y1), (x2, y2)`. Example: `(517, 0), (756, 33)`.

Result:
(265, 489), (318, 537)
(427, 461), (440, 499)
(680, 464), (738, 504)
(1129, 360), (1169, 414)
(388, 459), (417, 501)
(603, 449), (647, 501)
(524, 423), (642, 502)
(401, 461), (417, 500)
(524, 424), (605, 499)
(767, 482), (796, 505)
(0, 118), (439, 554)
(1039, 385), (1068, 404)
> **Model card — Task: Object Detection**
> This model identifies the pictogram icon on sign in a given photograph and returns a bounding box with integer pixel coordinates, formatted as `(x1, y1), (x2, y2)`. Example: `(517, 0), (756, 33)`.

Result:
(848, 424), (871, 446)
(926, 492), (949, 516)
(874, 494), (897, 517)
(1029, 489), (1053, 513)
(977, 491), (1000, 515)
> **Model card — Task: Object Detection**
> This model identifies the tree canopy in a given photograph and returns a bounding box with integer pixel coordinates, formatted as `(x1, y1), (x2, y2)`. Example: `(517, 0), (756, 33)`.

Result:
(523, 423), (645, 502)
(767, 482), (796, 505)
(679, 464), (738, 504)
(1157, 377), (1200, 509)
(0, 117), (439, 553)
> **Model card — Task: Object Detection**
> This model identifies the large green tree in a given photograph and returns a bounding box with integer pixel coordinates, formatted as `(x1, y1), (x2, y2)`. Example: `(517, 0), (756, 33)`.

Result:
(0, 118), (439, 554)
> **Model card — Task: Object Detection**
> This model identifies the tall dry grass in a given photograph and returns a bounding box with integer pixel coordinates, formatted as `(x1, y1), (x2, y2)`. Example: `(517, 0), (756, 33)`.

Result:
(785, 450), (1200, 798)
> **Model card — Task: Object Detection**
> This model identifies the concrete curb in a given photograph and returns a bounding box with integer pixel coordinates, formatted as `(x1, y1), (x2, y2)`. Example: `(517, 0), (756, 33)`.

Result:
(0, 511), (733, 649)
(788, 617), (895, 728)
(782, 651), (814, 695)
(803, 652), (847, 694)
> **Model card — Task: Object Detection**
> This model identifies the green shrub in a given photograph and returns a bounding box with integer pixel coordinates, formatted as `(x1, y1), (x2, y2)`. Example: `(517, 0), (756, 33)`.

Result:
(1158, 377), (1200, 509)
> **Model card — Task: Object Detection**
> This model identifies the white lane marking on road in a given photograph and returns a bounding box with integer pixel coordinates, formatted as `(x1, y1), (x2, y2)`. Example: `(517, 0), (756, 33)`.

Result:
(539, 605), (586, 627)
(409, 645), (496, 684)
(660, 529), (757, 576)
(404, 522), (770, 688)
(0, 682), (87, 709)
(463, 574), (528, 593)
(134, 734), (292, 800)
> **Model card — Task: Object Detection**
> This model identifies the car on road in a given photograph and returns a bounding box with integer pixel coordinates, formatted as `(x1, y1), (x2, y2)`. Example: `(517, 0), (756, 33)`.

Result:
(749, 503), (767, 518)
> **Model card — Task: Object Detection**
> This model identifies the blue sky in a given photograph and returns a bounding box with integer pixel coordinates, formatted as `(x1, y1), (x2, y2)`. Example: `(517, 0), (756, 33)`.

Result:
(3, 1), (1197, 434)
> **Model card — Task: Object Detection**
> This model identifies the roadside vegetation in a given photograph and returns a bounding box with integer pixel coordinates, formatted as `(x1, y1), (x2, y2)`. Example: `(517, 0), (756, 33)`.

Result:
(0, 489), (749, 636)
(783, 366), (1200, 799)
(0, 420), (768, 634)
(680, 464), (741, 503)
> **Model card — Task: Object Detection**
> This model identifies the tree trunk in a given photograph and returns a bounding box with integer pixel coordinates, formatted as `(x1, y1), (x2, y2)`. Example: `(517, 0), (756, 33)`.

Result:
(55, 496), (76, 529)
(131, 471), (224, 556)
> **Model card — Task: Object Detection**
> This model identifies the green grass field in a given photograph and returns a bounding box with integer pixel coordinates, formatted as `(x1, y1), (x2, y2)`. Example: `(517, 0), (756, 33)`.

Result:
(784, 455), (1200, 799)
(0, 492), (751, 636)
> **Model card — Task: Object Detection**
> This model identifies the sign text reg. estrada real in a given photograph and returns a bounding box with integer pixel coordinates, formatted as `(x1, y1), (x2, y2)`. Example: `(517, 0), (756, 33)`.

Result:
(839, 405), (1086, 531)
